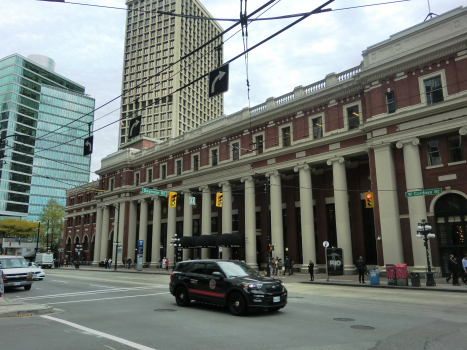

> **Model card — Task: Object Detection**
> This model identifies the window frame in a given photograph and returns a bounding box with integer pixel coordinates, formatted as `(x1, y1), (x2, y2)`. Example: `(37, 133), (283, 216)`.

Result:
(230, 141), (240, 161)
(309, 114), (324, 140)
(418, 70), (448, 106)
(427, 139), (442, 166)
(447, 135), (464, 163)
(210, 147), (219, 166)
(280, 123), (293, 148)
(192, 153), (200, 172)
(175, 158), (183, 175)
(135, 172), (140, 186)
(386, 91), (396, 114)
(344, 102), (362, 131)
(160, 163), (167, 179)
(110, 178), (115, 191)
(147, 168), (153, 183)
(252, 131), (265, 155)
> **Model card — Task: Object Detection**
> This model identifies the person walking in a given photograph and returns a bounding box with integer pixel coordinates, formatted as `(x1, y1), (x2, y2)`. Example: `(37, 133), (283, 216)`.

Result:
(451, 257), (460, 286)
(127, 257), (132, 269)
(108, 258), (112, 269)
(162, 257), (167, 271)
(462, 254), (467, 285)
(277, 258), (284, 277)
(447, 254), (455, 283)
(308, 260), (314, 281)
(165, 258), (169, 271)
(284, 256), (291, 275)
(270, 258), (276, 276)
(104, 258), (108, 269)
(290, 260), (294, 275)
(356, 256), (367, 283)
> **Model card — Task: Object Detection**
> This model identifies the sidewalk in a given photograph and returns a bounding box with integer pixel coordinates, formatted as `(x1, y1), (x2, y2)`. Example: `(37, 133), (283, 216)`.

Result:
(0, 297), (54, 318)
(68, 265), (467, 293)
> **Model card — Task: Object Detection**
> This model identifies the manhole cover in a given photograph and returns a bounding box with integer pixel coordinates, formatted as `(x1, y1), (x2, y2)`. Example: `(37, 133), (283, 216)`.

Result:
(351, 325), (375, 330)
(154, 309), (176, 312)
(333, 318), (355, 322)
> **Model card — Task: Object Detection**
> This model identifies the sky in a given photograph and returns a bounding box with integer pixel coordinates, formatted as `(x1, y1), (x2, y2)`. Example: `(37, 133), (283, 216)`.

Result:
(1, 0), (465, 184)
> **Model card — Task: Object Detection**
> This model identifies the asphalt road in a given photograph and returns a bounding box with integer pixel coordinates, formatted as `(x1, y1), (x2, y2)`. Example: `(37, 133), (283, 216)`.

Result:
(1, 269), (466, 350)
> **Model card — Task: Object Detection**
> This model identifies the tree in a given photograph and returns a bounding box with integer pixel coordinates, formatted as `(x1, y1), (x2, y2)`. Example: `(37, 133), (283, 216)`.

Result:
(39, 198), (65, 256)
(0, 218), (38, 238)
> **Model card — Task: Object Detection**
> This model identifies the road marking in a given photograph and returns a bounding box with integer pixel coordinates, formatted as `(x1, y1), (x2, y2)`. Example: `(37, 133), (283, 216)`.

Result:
(105, 346), (117, 350)
(47, 292), (169, 305)
(52, 280), (70, 283)
(90, 284), (117, 288)
(16, 286), (164, 301)
(42, 315), (156, 350)
(47, 274), (165, 286)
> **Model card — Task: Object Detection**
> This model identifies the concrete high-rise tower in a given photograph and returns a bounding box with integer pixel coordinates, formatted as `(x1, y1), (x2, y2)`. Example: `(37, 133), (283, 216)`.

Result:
(119, 0), (224, 147)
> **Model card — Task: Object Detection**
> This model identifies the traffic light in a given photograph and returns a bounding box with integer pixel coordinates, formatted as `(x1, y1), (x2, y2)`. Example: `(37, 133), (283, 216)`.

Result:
(365, 192), (374, 208)
(169, 192), (177, 207)
(216, 192), (223, 207)
(269, 244), (275, 251)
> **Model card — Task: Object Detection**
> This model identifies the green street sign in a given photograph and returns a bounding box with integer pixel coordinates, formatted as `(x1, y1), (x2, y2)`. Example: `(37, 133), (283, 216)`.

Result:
(142, 188), (167, 196)
(405, 188), (441, 198)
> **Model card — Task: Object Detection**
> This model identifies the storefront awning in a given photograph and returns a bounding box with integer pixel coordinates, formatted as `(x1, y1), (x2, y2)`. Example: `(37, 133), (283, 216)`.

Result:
(195, 235), (218, 248)
(180, 236), (197, 248)
(217, 233), (245, 247)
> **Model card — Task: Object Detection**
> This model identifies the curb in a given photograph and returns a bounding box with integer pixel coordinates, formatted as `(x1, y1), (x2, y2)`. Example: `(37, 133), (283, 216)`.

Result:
(0, 304), (54, 318)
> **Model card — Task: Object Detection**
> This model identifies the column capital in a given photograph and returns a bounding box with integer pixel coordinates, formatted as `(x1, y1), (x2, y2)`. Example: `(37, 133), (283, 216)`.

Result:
(294, 164), (313, 172)
(241, 176), (254, 183)
(460, 126), (467, 136)
(218, 181), (231, 188)
(265, 170), (280, 178)
(199, 185), (210, 192)
(138, 199), (148, 204)
(396, 138), (420, 149)
(326, 156), (345, 166)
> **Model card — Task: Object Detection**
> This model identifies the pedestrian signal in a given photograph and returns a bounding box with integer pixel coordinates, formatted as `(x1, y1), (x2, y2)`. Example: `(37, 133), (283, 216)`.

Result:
(365, 192), (374, 208)
(216, 192), (223, 207)
(169, 192), (177, 207)
(269, 245), (274, 251)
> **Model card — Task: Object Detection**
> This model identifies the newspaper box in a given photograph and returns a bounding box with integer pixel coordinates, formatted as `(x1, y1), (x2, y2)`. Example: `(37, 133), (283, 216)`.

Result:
(396, 263), (408, 286)
(369, 270), (380, 285)
(386, 264), (396, 285)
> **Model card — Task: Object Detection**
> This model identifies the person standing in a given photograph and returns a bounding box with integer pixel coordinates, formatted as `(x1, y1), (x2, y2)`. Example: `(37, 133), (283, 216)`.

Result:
(308, 260), (314, 281)
(162, 257), (167, 271)
(277, 258), (284, 277)
(451, 257), (460, 286)
(127, 257), (132, 269)
(108, 258), (112, 269)
(270, 258), (276, 276)
(447, 254), (455, 283)
(462, 254), (467, 285)
(290, 260), (294, 275)
(284, 257), (290, 275)
(356, 256), (367, 283)
(165, 258), (169, 271)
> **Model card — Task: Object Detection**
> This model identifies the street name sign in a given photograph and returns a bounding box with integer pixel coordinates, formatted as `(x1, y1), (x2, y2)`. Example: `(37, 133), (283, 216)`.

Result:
(405, 188), (441, 198)
(142, 188), (167, 196)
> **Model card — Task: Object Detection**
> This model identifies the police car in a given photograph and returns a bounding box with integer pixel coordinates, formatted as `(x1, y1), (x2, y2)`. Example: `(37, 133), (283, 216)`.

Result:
(169, 260), (287, 316)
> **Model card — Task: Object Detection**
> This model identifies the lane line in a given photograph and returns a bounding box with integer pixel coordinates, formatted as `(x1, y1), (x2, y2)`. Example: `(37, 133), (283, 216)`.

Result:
(46, 274), (166, 285)
(42, 315), (156, 350)
(52, 280), (70, 283)
(47, 292), (169, 305)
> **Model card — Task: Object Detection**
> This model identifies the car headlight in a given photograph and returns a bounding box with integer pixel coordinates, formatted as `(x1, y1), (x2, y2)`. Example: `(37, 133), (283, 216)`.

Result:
(243, 283), (263, 290)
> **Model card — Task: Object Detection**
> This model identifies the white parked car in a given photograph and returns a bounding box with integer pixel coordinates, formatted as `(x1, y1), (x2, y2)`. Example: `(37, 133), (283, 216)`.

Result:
(29, 262), (45, 280)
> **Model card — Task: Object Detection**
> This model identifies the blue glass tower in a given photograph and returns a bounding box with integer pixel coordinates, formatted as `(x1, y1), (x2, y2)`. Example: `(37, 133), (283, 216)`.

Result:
(0, 54), (95, 221)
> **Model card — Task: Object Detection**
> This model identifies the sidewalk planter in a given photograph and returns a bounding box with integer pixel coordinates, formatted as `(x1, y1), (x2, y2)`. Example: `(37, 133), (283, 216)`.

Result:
(369, 270), (380, 285)
(386, 264), (396, 285)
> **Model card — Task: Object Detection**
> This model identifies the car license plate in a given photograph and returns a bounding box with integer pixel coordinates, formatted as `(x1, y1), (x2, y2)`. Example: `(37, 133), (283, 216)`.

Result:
(273, 296), (280, 303)
(14, 282), (21, 286)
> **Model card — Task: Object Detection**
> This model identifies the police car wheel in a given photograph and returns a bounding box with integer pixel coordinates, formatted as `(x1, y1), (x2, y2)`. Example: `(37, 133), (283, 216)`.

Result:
(175, 286), (190, 306)
(228, 292), (247, 316)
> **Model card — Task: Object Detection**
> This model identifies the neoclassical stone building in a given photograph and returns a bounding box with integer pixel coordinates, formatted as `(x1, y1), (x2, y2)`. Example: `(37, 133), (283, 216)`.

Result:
(63, 7), (467, 276)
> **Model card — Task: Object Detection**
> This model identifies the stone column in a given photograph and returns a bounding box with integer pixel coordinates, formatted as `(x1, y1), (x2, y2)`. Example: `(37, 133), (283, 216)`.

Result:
(326, 157), (354, 274)
(266, 171), (284, 261)
(127, 200), (137, 261)
(219, 181), (232, 259)
(294, 164), (317, 272)
(111, 203), (119, 265)
(99, 205), (110, 261)
(93, 206), (103, 264)
(396, 138), (428, 271)
(241, 176), (257, 269)
(150, 197), (162, 267)
(373, 144), (404, 264)
(116, 202), (126, 267)
(167, 199), (176, 267)
(183, 190), (193, 261)
(138, 199), (149, 263)
(200, 186), (211, 259)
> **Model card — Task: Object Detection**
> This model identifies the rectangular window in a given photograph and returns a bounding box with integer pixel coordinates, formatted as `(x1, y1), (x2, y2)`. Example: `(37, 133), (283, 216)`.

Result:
(312, 117), (323, 139)
(255, 135), (263, 154)
(176, 160), (182, 175)
(282, 127), (291, 147)
(424, 76), (444, 105)
(427, 140), (442, 166)
(211, 149), (218, 166)
(148, 169), (153, 183)
(347, 106), (360, 130)
(193, 155), (199, 171)
(211, 216), (218, 233)
(161, 165), (167, 179)
(386, 91), (396, 114)
(232, 142), (239, 160)
(135, 173), (140, 186)
(110, 178), (115, 191)
(447, 135), (464, 163)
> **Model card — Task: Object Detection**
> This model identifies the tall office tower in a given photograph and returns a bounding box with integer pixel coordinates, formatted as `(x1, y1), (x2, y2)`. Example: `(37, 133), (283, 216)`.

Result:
(119, 0), (224, 147)
(0, 54), (95, 221)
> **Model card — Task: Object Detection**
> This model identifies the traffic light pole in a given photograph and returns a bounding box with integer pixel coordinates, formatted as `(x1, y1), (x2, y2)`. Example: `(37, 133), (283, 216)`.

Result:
(266, 177), (271, 277)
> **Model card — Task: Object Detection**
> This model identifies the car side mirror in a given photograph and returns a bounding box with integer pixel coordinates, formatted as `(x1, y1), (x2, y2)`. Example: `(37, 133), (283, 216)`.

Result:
(28, 262), (32, 266)
(212, 271), (223, 279)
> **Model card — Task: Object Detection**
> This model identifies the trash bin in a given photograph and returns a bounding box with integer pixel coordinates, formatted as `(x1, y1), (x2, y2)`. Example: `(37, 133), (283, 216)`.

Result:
(54, 260), (59, 268)
(410, 272), (420, 287)
(386, 264), (396, 285)
(369, 270), (380, 285)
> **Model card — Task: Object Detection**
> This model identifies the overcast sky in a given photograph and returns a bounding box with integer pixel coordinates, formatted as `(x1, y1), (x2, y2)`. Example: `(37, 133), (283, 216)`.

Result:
(2, 0), (465, 183)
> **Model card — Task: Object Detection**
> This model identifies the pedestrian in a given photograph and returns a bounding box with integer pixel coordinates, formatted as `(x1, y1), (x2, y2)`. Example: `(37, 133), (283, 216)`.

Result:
(277, 258), (284, 277)
(270, 258), (276, 276)
(127, 257), (132, 269)
(108, 258), (112, 269)
(308, 260), (314, 281)
(450, 257), (460, 286)
(162, 257), (167, 270)
(104, 258), (108, 269)
(447, 254), (455, 283)
(275, 257), (279, 275)
(462, 254), (467, 285)
(356, 256), (367, 283)
(165, 258), (169, 271)
(122, 257), (126, 269)
(284, 256), (290, 275)
(66, 259), (69, 267)
(290, 260), (294, 275)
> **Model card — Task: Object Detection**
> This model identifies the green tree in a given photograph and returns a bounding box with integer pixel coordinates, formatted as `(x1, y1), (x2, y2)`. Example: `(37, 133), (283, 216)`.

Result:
(39, 199), (65, 256)
(0, 218), (38, 238)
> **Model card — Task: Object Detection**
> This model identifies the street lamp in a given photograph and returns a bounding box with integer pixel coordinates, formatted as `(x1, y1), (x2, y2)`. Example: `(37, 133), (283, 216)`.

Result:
(416, 219), (436, 286)
(170, 234), (182, 266)
(75, 244), (82, 269)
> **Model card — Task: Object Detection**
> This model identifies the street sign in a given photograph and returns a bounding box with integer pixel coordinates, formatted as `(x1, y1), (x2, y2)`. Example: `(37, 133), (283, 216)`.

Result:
(83, 136), (93, 156)
(323, 241), (329, 248)
(142, 188), (167, 196)
(128, 115), (142, 139)
(208, 64), (229, 98)
(189, 197), (196, 205)
(117, 248), (122, 253)
(219, 247), (223, 252)
(405, 188), (441, 198)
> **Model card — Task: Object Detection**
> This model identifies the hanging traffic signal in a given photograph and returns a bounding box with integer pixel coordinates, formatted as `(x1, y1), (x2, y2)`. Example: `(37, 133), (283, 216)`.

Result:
(365, 192), (374, 208)
(216, 192), (223, 207)
(169, 192), (177, 207)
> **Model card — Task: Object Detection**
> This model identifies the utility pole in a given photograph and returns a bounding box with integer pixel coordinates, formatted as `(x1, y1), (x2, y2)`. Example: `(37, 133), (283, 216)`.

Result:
(35, 222), (41, 253)
(46, 220), (49, 252)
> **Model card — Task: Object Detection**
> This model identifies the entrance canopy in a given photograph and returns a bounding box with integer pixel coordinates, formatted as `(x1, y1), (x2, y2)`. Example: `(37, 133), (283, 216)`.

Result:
(195, 235), (217, 248)
(217, 233), (245, 247)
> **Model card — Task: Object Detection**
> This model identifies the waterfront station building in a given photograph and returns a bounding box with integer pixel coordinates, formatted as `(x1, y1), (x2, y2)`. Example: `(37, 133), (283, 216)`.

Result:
(64, 7), (467, 276)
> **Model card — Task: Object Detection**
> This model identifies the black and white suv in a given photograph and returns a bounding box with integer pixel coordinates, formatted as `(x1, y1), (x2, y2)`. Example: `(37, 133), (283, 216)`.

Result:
(169, 260), (287, 316)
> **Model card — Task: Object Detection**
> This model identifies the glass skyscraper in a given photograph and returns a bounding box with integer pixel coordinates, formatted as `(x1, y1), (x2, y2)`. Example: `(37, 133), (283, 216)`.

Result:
(0, 54), (95, 221)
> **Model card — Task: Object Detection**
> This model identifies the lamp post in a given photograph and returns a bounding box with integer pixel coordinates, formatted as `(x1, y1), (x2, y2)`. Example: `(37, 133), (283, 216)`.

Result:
(416, 219), (436, 286)
(170, 233), (182, 266)
(75, 244), (82, 269)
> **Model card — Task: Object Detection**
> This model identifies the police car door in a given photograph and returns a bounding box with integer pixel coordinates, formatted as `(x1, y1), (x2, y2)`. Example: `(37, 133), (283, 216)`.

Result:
(186, 262), (208, 301)
(202, 262), (227, 305)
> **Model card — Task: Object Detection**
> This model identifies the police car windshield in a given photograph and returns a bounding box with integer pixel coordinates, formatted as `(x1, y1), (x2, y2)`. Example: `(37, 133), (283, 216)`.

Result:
(218, 261), (258, 278)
